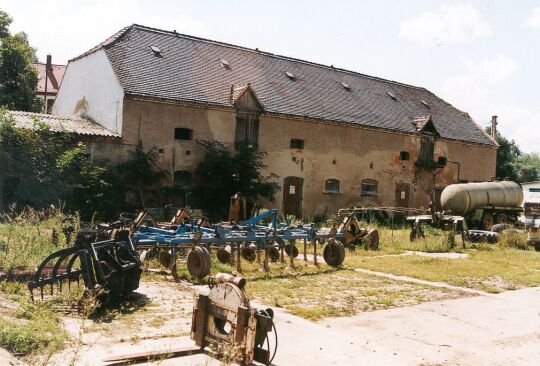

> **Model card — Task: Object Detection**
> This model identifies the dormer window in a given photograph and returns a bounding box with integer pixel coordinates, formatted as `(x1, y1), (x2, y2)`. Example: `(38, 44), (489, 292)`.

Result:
(149, 46), (163, 57)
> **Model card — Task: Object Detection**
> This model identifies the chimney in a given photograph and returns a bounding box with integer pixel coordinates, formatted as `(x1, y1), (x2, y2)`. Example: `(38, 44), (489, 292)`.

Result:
(44, 54), (52, 113)
(491, 115), (498, 140)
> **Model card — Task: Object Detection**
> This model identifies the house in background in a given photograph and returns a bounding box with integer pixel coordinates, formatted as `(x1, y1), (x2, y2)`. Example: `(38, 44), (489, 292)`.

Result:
(54, 24), (498, 216)
(33, 55), (66, 113)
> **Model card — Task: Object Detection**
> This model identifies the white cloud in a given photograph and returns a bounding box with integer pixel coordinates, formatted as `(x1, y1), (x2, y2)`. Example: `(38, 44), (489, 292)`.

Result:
(1, 0), (208, 63)
(439, 55), (538, 153)
(527, 5), (540, 28)
(399, 3), (492, 46)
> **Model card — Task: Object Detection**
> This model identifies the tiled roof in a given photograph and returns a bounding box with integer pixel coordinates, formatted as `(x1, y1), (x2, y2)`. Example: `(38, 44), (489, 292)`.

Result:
(7, 111), (120, 137)
(32, 63), (66, 94)
(82, 24), (497, 146)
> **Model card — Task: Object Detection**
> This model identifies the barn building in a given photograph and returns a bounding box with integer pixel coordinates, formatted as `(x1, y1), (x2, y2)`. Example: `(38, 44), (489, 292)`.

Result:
(54, 24), (498, 217)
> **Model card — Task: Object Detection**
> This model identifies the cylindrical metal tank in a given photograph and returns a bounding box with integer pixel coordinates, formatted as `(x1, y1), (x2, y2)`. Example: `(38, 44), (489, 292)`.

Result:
(441, 181), (523, 215)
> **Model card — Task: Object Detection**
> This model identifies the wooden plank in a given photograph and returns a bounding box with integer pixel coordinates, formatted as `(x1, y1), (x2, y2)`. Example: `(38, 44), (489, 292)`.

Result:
(194, 294), (209, 347)
(103, 345), (202, 364)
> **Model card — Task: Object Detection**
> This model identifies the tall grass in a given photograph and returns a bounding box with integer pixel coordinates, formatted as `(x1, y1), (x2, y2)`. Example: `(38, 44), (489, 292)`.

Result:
(0, 206), (79, 270)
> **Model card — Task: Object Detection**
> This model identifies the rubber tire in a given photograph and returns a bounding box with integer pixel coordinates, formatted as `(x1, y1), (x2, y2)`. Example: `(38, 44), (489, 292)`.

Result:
(535, 240), (540, 252)
(496, 213), (509, 225)
(187, 246), (211, 279)
(481, 213), (494, 230)
(323, 240), (345, 267)
(491, 223), (511, 233)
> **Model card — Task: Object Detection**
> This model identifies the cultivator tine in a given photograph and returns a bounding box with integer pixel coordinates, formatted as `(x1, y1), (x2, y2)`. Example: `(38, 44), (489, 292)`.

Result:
(236, 242), (242, 273)
(313, 239), (319, 267)
(28, 246), (82, 301)
(263, 244), (269, 272)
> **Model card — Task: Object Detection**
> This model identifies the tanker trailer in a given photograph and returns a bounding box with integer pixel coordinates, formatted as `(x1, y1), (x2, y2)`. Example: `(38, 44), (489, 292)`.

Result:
(440, 181), (523, 230)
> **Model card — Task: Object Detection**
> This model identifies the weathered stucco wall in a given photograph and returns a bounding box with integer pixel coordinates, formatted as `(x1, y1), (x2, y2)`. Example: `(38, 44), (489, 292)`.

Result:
(54, 50), (124, 134)
(107, 99), (496, 216)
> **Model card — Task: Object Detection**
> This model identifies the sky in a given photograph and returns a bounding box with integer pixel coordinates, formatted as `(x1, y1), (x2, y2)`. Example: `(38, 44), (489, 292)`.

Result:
(1, 0), (538, 153)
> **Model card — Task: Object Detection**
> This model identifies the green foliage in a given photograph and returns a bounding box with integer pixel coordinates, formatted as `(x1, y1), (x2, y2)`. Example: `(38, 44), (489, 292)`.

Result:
(116, 144), (168, 208)
(0, 10), (11, 39)
(515, 152), (540, 182)
(192, 140), (280, 220)
(0, 9), (40, 112)
(486, 127), (540, 182)
(0, 206), (76, 269)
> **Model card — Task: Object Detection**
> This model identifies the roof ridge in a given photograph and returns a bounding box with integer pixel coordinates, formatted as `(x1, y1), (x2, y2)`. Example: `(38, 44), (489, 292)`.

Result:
(99, 23), (426, 91)
(69, 25), (134, 62)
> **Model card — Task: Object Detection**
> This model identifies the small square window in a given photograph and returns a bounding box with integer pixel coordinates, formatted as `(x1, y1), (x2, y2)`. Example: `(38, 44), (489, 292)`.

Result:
(290, 139), (304, 149)
(174, 128), (193, 140)
(400, 151), (409, 161)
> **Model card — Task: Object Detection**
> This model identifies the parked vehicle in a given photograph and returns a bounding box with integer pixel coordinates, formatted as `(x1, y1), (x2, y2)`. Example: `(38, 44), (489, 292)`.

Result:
(440, 181), (523, 230)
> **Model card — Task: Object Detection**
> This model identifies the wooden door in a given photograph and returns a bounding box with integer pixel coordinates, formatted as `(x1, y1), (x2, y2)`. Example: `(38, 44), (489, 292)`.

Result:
(283, 176), (303, 218)
(395, 183), (410, 208)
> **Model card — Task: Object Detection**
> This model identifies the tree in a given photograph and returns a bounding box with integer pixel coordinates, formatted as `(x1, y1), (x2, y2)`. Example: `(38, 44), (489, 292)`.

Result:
(516, 153), (540, 182)
(116, 144), (168, 208)
(0, 9), (41, 112)
(191, 141), (280, 220)
(486, 127), (540, 182)
(0, 10), (11, 39)
(0, 109), (119, 219)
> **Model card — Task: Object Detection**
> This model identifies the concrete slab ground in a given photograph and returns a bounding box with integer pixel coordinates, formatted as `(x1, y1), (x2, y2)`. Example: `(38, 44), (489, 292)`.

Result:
(283, 286), (540, 366)
(135, 286), (540, 366)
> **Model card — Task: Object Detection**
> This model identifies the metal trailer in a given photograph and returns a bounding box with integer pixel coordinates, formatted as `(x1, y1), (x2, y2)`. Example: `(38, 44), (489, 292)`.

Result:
(440, 181), (524, 230)
(133, 208), (354, 280)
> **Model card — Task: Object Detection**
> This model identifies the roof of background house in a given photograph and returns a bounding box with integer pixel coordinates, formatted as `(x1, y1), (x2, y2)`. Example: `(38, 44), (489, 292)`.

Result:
(7, 111), (119, 137)
(73, 24), (496, 147)
(32, 63), (66, 95)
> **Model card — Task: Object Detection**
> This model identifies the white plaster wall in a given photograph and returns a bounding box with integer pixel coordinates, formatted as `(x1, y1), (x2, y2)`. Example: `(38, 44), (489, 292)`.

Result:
(522, 182), (540, 204)
(54, 50), (124, 134)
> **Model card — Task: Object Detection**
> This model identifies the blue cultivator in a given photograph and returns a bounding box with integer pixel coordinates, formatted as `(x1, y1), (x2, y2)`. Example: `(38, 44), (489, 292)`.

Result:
(132, 208), (377, 280)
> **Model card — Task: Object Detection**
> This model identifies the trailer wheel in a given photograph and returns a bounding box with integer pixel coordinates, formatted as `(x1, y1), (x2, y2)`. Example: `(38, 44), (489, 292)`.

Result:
(481, 213), (494, 230)
(535, 240), (540, 252)
(323, 240), (345, 267)
(496, 214), (509, 225)
(187, 246), (211, 279)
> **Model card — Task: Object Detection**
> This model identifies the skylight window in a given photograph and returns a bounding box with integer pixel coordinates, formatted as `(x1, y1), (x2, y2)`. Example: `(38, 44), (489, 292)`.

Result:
(341, 82), (351, 91)
(149, 46), (163, 57)
(220, 58), (231, 69)
(285, 71), (295, 80)
(387, 91), (397, 101)
(421, 100), (430, 108)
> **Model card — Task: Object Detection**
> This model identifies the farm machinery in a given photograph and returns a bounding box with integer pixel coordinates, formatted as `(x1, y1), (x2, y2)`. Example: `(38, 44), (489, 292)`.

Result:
(27, 229), (142, 307)
(406, 181), (524, 244)
(131, 207), (377, 280)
